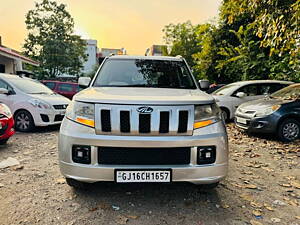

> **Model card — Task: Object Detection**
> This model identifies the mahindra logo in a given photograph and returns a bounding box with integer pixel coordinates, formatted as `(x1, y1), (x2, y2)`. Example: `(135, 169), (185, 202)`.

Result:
(137, 106), (153, 114)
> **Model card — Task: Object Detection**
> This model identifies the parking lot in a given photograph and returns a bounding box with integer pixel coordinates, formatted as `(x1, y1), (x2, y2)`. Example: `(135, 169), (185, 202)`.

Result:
(0, 124), (299, 225)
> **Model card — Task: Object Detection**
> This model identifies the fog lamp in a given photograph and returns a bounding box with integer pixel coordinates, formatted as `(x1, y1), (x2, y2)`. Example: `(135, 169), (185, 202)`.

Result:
(72, 145), (91, 164)
(197, 146), (216, 164)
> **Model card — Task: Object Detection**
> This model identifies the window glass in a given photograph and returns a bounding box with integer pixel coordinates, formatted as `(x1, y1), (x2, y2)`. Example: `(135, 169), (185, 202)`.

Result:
(213, 84), (239, 96)
(0, 80), (14, 92)
(9, 78), (53, 94)
(57, 84), (73, 92)
(93, 59), (197, 89)
(271, 84), (300, 100)
(236, 85), (258, 96)
(44, 82), (56, 90)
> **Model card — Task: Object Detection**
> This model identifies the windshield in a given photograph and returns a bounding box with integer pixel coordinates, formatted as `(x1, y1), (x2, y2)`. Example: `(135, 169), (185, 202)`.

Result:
(213, 83), (239, 96)
(271, 84), (300, 100)
(9, 78), (53, 94)
(93, 59), (197, 89)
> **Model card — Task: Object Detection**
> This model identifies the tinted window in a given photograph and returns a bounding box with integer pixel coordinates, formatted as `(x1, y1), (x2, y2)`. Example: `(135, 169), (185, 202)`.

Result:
(93, 59), (196, 89)
(57, 84), (74, 92)
(258, 83), (287, 95)
(235, 84), (258, 96)
(44, 82), (56, 90)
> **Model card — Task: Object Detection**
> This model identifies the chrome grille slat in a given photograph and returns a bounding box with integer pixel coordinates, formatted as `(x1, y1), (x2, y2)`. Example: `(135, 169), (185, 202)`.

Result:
(95, 104), (194, 136)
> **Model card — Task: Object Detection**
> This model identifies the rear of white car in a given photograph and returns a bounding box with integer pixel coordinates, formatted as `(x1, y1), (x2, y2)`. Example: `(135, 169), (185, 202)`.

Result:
(59, 56), (228, 188)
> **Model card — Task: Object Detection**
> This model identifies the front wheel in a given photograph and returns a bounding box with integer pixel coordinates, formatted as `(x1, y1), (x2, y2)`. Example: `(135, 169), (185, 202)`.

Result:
(14, 110), (35, 132)
(278, 119), (300, 142)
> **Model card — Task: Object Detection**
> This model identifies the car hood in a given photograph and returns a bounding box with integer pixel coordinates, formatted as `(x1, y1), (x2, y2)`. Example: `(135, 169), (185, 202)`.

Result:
(239, 97), (293, 110)
(74, 87), (214, 105)
(28, 93), (70, 105)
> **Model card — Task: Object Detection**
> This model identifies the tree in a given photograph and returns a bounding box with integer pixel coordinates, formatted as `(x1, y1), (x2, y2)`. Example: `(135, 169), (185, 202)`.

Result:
(23, 0), (87, 79)
(162, 21), (202, 68)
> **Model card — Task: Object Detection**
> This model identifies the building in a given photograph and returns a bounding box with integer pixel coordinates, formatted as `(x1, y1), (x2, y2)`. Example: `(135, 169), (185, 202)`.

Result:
(98, 47), (127, 64)
(145, 45), (168, 56)
(82, 39), (98, 74)
(0, 37), (39, 74)
(99, 48), (126, 57)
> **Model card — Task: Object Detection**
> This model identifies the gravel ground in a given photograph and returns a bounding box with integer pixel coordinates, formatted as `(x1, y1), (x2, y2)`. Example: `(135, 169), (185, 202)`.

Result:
(0, 124), (299, 225)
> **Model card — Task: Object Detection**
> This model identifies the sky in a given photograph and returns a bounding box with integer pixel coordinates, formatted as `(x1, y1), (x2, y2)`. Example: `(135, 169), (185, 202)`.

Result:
(0, 0), (221, 55)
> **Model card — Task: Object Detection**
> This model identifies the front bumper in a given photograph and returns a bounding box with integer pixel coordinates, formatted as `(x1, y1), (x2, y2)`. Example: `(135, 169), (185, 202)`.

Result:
(235, 112), (279, 133)
(0, 117), (15, 140)
(58, 119), (229, 184)
(32, 108), (66, 127)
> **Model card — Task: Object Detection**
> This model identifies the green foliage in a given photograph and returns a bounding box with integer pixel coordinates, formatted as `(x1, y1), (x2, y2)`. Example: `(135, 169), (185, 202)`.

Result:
(162, 21), (202, 67)
(84, 64), (99, 79)
(23, 0), (87, 79)
(162, 0), (299, 83)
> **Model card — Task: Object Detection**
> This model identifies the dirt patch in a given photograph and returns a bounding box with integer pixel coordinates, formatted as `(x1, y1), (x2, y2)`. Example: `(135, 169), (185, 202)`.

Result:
(0, 124), (299, 225)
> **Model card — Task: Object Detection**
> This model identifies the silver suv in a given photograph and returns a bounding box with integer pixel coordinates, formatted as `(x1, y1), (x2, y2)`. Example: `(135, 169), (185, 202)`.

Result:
(58, 55), (228, 189)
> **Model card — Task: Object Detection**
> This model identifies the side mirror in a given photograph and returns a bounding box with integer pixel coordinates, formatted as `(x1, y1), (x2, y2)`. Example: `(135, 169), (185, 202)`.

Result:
(198, 80), (210, 90)
(78, 77), (91, 88)
(236, 92), (246, 98)
(0, 88), (9, 95)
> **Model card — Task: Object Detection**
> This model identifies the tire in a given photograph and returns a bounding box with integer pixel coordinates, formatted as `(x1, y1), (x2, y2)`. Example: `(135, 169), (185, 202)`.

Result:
(221, 108), (229, 122)
(0, 138), (8, 145)
(14, 110), (35, 132)
(278, 118), (300, 142)
(66, 178), (90, 190)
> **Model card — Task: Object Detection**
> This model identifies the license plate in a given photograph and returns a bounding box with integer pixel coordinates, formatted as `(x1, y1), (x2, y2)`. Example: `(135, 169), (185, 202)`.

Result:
(236, 117), (247, 124)
(59, 110), (66, 115)
(115, 170), (171, 183)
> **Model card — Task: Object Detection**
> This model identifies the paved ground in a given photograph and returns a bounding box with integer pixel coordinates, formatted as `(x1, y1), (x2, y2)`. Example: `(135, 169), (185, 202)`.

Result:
(0, 124), (299, 225)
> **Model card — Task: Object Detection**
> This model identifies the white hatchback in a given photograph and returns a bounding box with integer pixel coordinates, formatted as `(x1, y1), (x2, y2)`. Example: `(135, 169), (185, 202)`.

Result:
(0, 74), (70, 132)
(212, 80), (292, 120)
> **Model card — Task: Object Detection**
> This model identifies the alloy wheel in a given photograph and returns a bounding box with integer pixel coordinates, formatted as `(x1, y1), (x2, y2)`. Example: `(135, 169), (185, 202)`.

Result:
(16, 113), (30, 130)
(282, 122), (299, 141)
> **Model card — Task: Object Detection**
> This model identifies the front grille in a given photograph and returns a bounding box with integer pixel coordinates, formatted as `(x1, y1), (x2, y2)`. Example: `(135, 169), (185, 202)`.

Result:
(159, 111), (169, 133)
(54, 115), (64, 121)
(53, 104), (68, 110)
(101, 110), (111, 132)
(120, 111), (130, 133)
(178, 111), (188, 133)
(95, 104), (193, 136)
(98, 147), (191, 165)
(139, 114), (151, 133)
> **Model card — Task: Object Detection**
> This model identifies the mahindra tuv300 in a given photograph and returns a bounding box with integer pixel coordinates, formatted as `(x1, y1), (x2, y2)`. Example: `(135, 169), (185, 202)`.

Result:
(58, 55), (228, 189)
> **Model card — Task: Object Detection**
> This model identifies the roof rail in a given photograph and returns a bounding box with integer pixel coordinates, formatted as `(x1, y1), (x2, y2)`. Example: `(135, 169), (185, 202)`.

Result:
(108, 53), (115, 57)
(176, 55), (183, 58)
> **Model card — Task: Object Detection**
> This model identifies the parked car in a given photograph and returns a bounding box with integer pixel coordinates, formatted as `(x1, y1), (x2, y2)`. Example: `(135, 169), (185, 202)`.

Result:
(206, 84), (225, 94)
(0, 103), (15, 144)
(41, 80), (80, 99)
(59, 55), (228, 189)
(0, 74), (70, 132)
(235, 83), (300, 142)
(212, 80), (293, 121)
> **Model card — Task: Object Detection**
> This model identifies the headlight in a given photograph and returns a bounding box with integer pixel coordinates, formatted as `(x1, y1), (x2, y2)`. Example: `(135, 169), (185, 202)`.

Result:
(255, 105), (281, 117)
(194, 103), (221, 129)
(66, 101), (95, 127)
(28, 99), (51, 109)
(0, 104), (12, 118)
